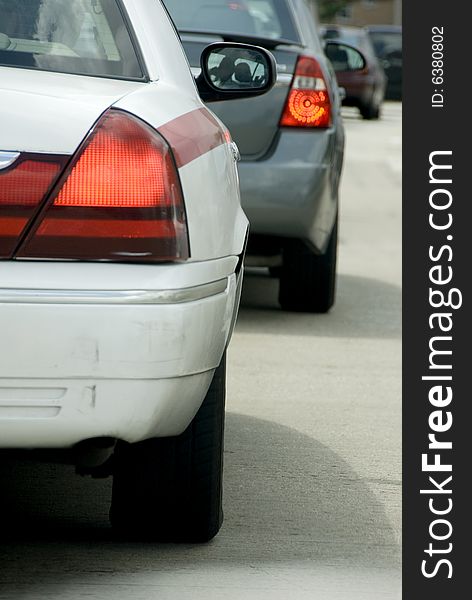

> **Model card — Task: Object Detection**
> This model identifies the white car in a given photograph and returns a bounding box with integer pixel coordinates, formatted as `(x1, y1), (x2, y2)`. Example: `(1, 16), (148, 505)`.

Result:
(0, 0), (275, 542)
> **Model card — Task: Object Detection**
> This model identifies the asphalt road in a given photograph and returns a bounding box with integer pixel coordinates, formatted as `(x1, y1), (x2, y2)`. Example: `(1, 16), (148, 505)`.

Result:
(0, 103), (402, 600)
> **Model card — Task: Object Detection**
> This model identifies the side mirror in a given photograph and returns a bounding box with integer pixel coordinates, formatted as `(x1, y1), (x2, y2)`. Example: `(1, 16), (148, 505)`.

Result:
(196, 42), (277, 102)
(324, 41), (367, 73)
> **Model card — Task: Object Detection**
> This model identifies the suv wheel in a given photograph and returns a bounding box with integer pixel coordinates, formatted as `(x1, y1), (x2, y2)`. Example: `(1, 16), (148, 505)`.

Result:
(279, 217), (338, 313)
(110, 353), (226, 542)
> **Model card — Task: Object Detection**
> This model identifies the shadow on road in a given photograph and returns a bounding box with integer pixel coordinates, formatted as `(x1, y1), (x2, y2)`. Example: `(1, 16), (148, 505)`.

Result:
(238, 270), (401, 339)
(0, 414), (399, 595)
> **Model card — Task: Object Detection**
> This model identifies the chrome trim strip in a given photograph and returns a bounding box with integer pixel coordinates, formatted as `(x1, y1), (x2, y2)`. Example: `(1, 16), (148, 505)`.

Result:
(275, 73), (293, 85)
(0, 152), (20, 171)
(0, 279), (228, 305)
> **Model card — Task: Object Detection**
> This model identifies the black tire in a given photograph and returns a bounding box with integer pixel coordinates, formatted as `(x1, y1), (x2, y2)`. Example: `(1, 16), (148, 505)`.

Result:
(268, 266), (282, 278)
(279, 217), (338, 313)
(360, 99), (381, 120)
(110, 353), (226, 543)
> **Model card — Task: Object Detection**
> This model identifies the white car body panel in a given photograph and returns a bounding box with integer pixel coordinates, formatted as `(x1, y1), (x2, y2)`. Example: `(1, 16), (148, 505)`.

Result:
(176, 146), (247, 259)
(1, 274), (237, 381)
(121, 0), (196, 87)
(1, 374), (215, 447)
(0, 267), (237, 447)
(0, 0), (248, 448)
(0, 67), (145, 154)
(0, 258), (238, 292)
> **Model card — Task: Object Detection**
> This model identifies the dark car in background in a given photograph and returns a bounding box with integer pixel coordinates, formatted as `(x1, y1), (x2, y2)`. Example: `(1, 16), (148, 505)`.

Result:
(321, 24), (386, 119)
(365, 25), (402, 100)
(164, 0), (366, 313)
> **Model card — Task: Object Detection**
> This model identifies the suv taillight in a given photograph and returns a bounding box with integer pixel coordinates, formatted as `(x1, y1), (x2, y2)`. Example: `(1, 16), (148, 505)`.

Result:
(17, 110), (189, 262)
(280, 56), (332, 128)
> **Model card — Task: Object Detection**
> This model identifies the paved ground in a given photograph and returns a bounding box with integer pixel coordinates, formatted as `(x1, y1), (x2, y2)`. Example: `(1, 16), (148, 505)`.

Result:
(0, 103), (402, 600)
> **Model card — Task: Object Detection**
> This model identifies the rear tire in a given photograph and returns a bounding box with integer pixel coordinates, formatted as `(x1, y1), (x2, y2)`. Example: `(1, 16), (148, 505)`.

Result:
(268, 266), (282, 278)
(110, 353), (226, 543)
(279, 217), (338, 313)
(360, 98), (381, 120)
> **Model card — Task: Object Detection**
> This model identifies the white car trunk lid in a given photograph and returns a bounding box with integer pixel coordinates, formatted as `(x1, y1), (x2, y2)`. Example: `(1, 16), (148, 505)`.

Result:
(0, 67), (144, 154)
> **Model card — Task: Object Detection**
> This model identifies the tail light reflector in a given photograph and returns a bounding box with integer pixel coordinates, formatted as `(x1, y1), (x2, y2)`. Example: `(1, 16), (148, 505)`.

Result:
(280, 56), (332, 128)
(0, 158), (64, 258)
(17, 111), (189, 262)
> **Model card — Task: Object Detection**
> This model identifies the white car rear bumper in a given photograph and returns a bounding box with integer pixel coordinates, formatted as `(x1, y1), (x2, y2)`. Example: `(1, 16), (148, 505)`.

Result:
(0, 258), (240, 448)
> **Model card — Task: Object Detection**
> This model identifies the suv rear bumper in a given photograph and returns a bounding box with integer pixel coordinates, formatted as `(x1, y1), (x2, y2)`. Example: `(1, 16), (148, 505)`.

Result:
(239, 128), (343, 252)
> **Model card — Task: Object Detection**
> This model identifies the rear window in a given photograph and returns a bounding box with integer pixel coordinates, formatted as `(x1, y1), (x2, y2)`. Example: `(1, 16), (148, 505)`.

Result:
(367, 31), (402, 57)
(322, 27), (360, 48)
(321, 27), (375, 58)
(164, 0), (299, 42)
(0, 0), (144, 79)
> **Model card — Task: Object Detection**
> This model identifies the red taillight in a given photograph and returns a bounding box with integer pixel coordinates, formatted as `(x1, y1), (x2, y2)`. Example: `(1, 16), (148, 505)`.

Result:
(17, 111), (189, 262)
(0, 158), (64, 258)
(280, 56), (332, 128)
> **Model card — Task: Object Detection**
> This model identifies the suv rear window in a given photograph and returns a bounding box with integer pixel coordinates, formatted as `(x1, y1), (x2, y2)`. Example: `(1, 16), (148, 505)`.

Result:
(164, 0), (299, 42)
(0, 0), (144, 79)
